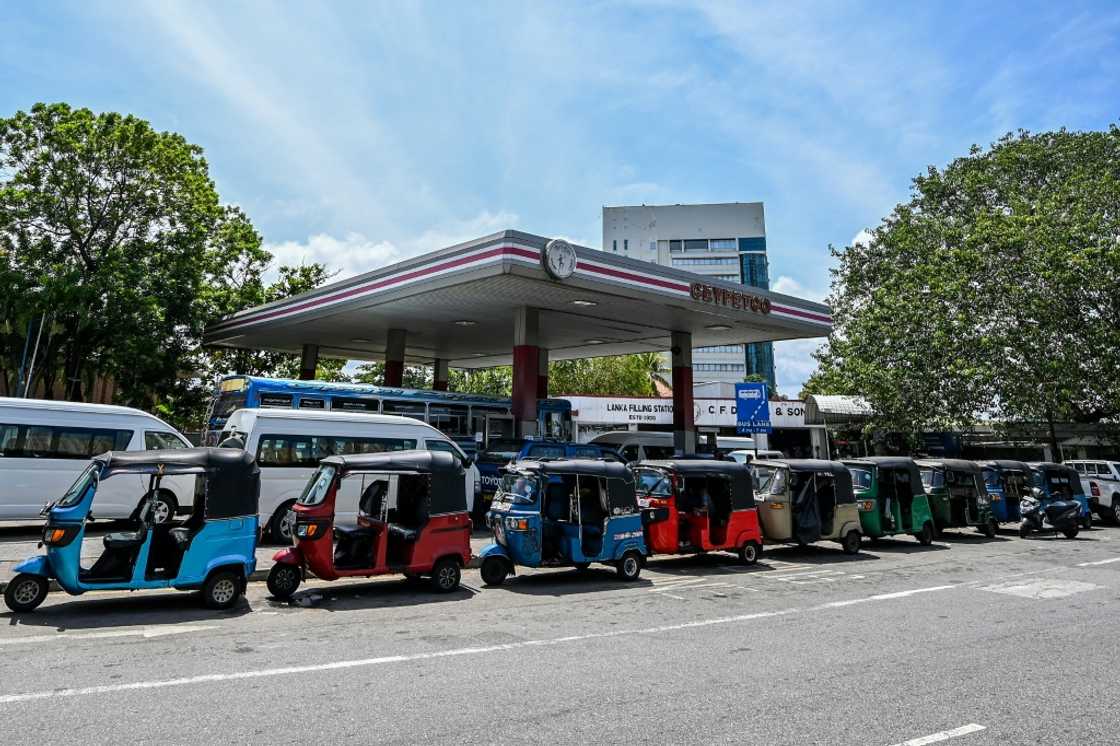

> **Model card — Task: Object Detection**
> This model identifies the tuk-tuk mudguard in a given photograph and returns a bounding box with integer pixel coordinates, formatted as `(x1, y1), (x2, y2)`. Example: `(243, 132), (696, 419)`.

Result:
(478, 543), (516, 573)
(12, 554), (51, 578)
(271, 547), (303, 566)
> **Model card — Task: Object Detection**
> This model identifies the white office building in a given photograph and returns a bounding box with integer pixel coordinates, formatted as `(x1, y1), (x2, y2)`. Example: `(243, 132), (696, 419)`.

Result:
(602, 202), (775, 387)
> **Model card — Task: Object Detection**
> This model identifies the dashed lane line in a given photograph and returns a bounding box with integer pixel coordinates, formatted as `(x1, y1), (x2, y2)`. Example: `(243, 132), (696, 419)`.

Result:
(887, 722), (986, 746)
(0, 625), (219, 647)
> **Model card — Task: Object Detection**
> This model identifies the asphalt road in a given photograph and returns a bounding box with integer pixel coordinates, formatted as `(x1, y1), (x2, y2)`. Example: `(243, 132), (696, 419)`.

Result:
(1, 525), (1118, 745)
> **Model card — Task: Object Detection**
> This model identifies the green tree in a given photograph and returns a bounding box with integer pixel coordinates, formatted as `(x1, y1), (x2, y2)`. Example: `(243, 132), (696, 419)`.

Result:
(814, 126), (1120, 454)
(548, 353), (662, 396)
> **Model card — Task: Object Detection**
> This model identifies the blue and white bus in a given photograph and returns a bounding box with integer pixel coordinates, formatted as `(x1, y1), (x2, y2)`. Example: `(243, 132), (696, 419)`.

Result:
(204, 375), (572, 451)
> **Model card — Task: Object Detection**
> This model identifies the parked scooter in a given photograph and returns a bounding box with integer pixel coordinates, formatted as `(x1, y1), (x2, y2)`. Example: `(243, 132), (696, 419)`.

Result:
(1018, 488), (1080, 539)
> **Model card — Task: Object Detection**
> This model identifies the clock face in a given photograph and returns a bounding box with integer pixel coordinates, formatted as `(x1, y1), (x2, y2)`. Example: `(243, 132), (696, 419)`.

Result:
(543, 238), (576, 279)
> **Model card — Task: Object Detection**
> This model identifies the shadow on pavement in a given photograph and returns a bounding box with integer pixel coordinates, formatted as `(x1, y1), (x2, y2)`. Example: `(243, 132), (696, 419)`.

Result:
(2, 590), (253, 630)
(862, 538), (950, 554)
(478, 566), (654, 596)
(267, 578), (477, 611)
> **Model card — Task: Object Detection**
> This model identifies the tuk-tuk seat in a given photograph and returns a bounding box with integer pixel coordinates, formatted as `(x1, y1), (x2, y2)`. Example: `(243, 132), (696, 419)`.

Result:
(103, 528), (148, 550)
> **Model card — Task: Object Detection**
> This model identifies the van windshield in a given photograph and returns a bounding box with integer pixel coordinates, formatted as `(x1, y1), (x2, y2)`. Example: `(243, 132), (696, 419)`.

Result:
(57, 464), (99, 508)
(298, 465), (336, 506)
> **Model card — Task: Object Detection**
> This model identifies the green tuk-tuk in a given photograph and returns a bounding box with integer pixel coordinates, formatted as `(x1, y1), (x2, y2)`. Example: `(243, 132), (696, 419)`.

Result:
(916, 459), (998, 538)
(844, 457), (936, 545)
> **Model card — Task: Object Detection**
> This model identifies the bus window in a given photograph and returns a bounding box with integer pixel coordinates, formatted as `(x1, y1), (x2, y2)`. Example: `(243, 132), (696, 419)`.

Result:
(428, 404), (470, 437)
(298, 398), (325, 409)
(472, 406), (512, 440)
(260, 393), (294, 409)
(333, 397), (379, 413)
(382, 399), (427, 421)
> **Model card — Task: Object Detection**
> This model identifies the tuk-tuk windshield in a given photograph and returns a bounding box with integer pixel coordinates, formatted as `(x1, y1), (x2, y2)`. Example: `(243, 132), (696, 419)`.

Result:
(634, 468), (672, 497)
(983, 468), (1000, 489)
(848, 468), (873, 491)
(753, 466), (786, 495)
(919, 468), (944, 488)
(57, 463), (99, 508)
(497, 473), (539, 506)
(298, 465), (336, 506)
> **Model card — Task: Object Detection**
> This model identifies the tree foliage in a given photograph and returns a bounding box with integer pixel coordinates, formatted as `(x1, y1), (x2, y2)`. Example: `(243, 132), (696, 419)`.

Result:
(813, 127), (1120, 445)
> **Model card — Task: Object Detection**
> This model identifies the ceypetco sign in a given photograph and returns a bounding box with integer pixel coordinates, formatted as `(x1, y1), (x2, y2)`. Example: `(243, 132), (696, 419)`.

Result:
(565, 397), (808, 428)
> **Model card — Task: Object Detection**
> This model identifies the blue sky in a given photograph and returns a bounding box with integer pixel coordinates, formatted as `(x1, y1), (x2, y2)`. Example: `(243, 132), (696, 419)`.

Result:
(3, 1), (1118, 394)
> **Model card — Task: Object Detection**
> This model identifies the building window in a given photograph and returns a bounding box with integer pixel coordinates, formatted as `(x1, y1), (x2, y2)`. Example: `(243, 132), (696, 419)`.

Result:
(694, 363), (746, 372)
(669, 240), (683, 252)
(740, 253), (770, 290)
(745, 342), (775, 388)
(671, 257), (737, 266)
(696, 345), (744, 354)
(709, 238), (736, 250)
(612, 240), (617, 252)
(738, 236), (767, 253)
(623, 239), (628, 252)
(683, 239), (708, 252)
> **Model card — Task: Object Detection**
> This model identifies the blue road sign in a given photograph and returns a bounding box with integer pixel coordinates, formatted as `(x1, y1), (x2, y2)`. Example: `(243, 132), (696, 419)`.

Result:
(735, 382), (772, 434)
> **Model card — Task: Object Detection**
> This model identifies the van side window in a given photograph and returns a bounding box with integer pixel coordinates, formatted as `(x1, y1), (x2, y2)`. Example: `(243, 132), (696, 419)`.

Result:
(0, 424), (131, 458)
(426, 440), (459, 457)
(620, 445), (640, 462)
(256, 433), (416, 467)
(145, 431), (188, 450)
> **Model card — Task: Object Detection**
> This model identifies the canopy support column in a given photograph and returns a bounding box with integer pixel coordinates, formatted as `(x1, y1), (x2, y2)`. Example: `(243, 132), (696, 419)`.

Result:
(512, 307), (540, 438)
(671, 331), (695, 455)
(537, 348), (549, 399)
(299, 344), (319, 381)
(433, 358), (450, 391)
(384, 329), (406, 387)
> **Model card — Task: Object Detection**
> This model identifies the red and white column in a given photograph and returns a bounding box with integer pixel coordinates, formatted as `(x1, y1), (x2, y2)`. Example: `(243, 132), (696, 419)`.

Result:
(670, 330), (695, 455)
(512, 307), (540, 437)
(432, 358), (450, 391)
(536, 348), (549, 399)
(299, 344), (319, 381)
(383, 329), (406, 387)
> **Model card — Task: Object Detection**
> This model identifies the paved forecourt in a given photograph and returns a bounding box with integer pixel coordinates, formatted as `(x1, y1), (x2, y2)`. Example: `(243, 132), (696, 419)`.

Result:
(0, 524), (1118, 745)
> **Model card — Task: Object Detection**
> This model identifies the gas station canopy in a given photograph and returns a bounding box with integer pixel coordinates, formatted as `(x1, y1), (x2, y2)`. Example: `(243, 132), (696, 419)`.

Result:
(205, 230), (831, 366)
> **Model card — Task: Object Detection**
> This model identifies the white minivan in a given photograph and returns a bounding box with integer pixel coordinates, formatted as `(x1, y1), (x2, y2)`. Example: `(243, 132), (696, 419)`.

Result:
(588, 431), (758, 462)
(219, 409), (481, 542)
(0, 398), (192, 523)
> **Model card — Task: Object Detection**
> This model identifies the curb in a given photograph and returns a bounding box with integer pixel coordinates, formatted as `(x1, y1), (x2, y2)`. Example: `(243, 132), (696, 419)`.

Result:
(1, 556), (482, 593)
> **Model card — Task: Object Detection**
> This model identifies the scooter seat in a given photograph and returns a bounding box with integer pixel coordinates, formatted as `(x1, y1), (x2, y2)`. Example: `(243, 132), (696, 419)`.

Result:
(103, 529), (147, 550)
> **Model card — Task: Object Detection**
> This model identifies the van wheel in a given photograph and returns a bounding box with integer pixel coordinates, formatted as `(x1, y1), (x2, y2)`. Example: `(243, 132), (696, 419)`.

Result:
(480, 556), (509, 587)
(915, 521), (934, 546)
(616, 551), (642, 581)
(1111, 500), (1120, 525)
(430, 558), (461, 593)
(143, 491), (177, 525)
(267, 502), (297, 544)
(841, 531), (862, 555)
(4, 574), (49, 612)
(202, 570), (243, 610)
(738, 541), (761, 565)
(267, 564), (301, 599)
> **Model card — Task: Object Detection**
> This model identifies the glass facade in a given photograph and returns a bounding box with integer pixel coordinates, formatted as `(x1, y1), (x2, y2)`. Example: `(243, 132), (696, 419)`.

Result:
(738, 236), (775, 389)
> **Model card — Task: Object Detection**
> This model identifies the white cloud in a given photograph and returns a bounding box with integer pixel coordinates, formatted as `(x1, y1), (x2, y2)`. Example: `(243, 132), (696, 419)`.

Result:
(773, 338), (825, 398)
(263, 209), (521, 283)
(771, 275), (827, 303)
(850, 229), (874, 248)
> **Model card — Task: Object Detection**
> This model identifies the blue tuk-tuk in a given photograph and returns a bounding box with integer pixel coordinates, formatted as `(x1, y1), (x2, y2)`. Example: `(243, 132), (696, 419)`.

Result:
(479, 459), (647, 585)
(982, 460), (1032, 524)
(1029, 462), (1093, 529)
(3, 448), (260, 613)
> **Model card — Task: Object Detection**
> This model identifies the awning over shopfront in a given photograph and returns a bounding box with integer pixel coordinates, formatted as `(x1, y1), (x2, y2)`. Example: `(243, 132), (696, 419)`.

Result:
(804, 394), (873, 425)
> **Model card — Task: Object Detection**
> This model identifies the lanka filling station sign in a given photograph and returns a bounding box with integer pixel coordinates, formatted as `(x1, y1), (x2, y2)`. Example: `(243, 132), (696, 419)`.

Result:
(565, 396), (807, 428)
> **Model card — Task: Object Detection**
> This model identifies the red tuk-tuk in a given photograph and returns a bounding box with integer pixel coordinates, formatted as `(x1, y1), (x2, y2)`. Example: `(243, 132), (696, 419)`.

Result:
(267, 450), (472, 598)
(633, 459), (763, 563)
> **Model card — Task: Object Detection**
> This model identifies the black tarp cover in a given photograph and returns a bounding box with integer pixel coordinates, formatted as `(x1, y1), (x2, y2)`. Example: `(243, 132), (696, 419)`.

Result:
(321, 450), (467, 515)
(95, 448), (260, 519)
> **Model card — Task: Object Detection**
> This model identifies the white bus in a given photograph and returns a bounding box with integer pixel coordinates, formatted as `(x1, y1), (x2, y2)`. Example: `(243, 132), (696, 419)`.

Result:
(219, 409), (481, 542)
(588, 431), (761, 462)
(0, 398), (192, 523)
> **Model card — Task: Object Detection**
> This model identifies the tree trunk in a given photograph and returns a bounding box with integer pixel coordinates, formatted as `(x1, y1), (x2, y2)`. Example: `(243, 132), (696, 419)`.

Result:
(63, 342), (85, 402)
(1046, 407), (1061, 462)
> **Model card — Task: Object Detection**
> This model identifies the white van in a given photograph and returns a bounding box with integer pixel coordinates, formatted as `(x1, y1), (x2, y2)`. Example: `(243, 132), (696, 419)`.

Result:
(0, 398), (192, 523)
(219, 409), (481, 542)
(726, 449), (786, 464)
(588, 431), (758, 462)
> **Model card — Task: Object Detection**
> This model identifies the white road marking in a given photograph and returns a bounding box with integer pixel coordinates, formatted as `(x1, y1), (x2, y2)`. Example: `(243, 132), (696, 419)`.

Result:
(1076, 556), (1120, 566)
(887, 722), (985, 745)
(0, 625), (219, 647)
(0, 583), (958, 705)
(979, 578), (1101, 599)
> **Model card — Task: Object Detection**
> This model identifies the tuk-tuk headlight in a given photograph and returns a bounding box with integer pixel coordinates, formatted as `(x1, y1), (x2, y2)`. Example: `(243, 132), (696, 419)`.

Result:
(858, 500), (875, 511)
(504, 517), (529, 531)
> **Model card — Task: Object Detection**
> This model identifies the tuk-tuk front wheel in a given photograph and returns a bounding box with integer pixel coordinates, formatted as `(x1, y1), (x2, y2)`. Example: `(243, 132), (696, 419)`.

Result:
(267, 563), (301, 599)
(841, 531), (862, 555)
(738, 541), (761, 565)
(915, 521), (934, 546)
(202, 570), (243, 610)
(430, 558), (461, 593)
(982, 518), (998, 538)
(616, 551), (643, 581)
(480, 556), (509, 587)
(4, 573), (48, 612)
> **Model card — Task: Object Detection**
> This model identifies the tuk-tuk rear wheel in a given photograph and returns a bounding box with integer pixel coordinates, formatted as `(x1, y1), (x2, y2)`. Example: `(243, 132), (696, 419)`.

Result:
(915, 522), (934, 546)
(430, 558), (461, 593)
(4, 573), (48, 612)
(982, 519), (998, 538)
(841, 531), (862, 555)
(266, 563), (301, 599)
(480, 556), (508, 587)
(1062, 526), (1079, 540)
(616, 551), (643, 581)
(1081, 513), (1092, 530)
(738, 541), (761, 565)
(202, 570), (243, 610)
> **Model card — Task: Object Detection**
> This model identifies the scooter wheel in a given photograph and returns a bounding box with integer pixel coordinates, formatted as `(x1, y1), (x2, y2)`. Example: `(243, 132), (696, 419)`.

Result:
(267, 563), (301, 599)
(4, 573), (48, 613)
(480, 556), (509, 587)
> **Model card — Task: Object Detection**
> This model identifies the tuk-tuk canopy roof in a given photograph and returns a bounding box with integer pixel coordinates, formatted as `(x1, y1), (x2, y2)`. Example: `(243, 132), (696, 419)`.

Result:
(757, 458), (851, 478)
(638, 459), (753, 477)
(511, 459), (633, 481)
(843, 457), (920, 471)
(321, 450), (464, 475)
(983, 459), (1032, 473)
(915, 458), (982, 473)
(95, 447), (259, 519)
